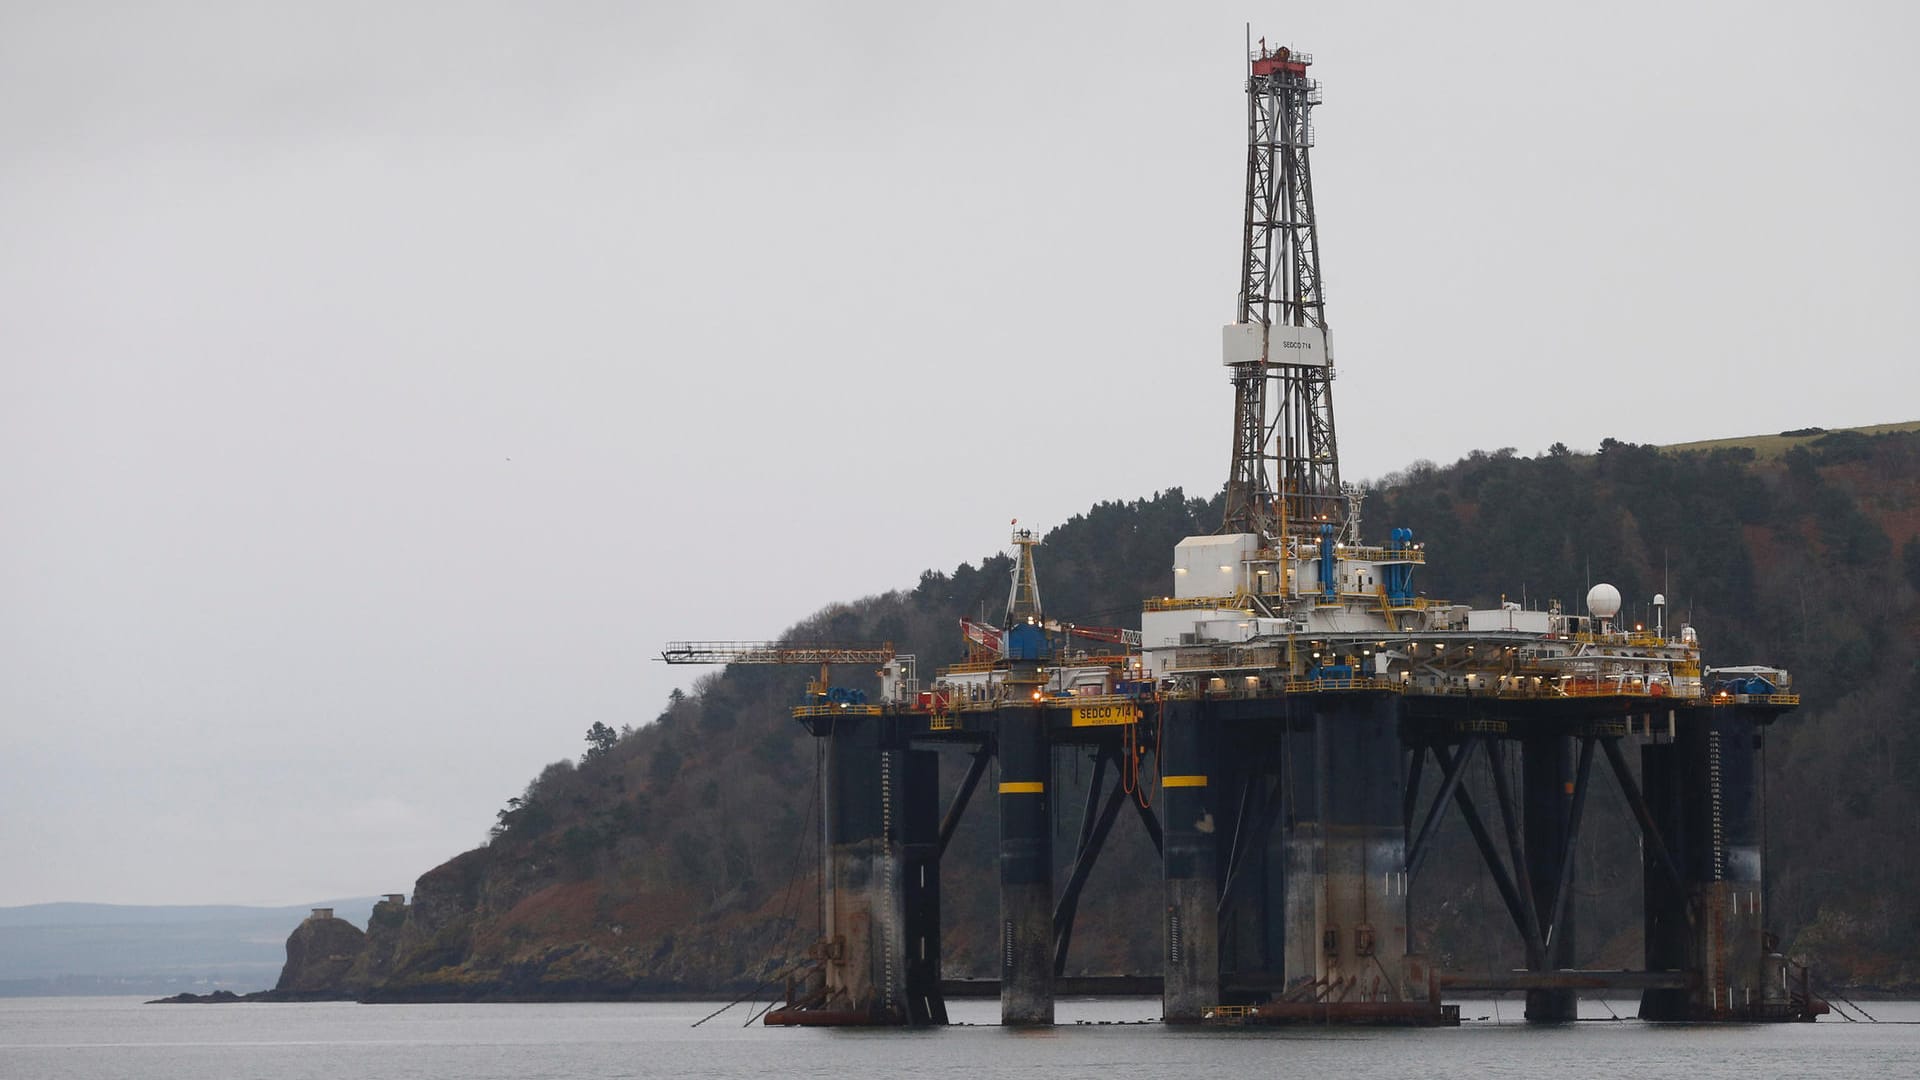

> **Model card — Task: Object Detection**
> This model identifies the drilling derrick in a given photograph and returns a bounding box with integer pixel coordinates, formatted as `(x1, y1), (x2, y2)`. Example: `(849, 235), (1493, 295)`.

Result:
(1223, 43), (1341, 541)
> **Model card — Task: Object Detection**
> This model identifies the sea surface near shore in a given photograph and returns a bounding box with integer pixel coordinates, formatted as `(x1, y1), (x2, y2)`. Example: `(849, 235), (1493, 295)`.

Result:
(3, 995), (1916, 1079)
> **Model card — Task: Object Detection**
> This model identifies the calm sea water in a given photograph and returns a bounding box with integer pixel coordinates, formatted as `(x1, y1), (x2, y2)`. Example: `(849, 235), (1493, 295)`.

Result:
(2, 995), (1916, 1080)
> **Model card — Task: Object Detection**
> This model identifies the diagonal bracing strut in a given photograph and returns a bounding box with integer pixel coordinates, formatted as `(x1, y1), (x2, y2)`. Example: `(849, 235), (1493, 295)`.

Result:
(1052, 753), (1130, 976)
(1405, 735), (1482, 879)
(1598, 735), (1688, 904)
(1430, 741), (1546, 962)
(936, 745), (994, 860)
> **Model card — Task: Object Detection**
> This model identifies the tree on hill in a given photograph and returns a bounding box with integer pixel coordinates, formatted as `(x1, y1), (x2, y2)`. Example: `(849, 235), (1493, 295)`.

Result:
(583, 722), (618, 761)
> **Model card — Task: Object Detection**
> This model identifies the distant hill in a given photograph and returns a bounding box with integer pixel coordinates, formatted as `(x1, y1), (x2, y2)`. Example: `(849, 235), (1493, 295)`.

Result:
(0, 898), (380, 996)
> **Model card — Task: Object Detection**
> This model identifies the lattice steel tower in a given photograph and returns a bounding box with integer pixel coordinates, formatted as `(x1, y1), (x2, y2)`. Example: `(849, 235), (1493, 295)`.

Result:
(1222, 42), (1342, 541)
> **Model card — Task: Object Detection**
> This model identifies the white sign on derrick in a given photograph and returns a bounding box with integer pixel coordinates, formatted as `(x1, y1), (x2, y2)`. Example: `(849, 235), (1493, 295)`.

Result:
(1221, 322), (1328, 367)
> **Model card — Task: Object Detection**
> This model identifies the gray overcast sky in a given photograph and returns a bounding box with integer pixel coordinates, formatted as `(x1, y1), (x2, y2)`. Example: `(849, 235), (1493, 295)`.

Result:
(3, 2), (1915, 907)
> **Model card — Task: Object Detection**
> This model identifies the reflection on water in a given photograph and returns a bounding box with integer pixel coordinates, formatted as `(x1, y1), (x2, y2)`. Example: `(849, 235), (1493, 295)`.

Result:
(2, 996), (1916, 1080)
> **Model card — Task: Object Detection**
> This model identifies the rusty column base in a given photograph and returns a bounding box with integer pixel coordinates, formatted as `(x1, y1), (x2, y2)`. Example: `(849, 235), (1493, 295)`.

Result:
(764, 1004), (895, 1027)
(1640, 989), (1831, 1023)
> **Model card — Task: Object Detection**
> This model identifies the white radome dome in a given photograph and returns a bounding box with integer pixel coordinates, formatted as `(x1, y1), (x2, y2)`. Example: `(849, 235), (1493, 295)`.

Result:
(1587, 583), (1622, 619)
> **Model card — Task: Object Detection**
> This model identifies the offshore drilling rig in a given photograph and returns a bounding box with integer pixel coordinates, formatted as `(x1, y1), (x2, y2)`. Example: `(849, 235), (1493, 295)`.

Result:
(665, 40), (1819, 1027)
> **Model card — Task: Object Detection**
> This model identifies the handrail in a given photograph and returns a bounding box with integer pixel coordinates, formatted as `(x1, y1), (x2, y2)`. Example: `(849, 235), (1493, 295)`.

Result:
(1707, 691), (1801, 707)
(1331, 545), (1426, 564)
(1146, 592), (1456, 613)
(1171, 676), (1404, 697)
(1143, 596), (1249, 612)
(1283, 676), (1403, 694)
(1405, 682), (1703, 702)
(790, 704), (884, 718)
(1565, 631), (1693, 650)
(1056, 693), (1146, 709)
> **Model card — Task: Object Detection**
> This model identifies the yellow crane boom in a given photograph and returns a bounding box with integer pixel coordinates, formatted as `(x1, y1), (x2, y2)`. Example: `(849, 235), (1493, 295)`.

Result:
(659, 641), (903, 708)
(659, 641), (895, 666)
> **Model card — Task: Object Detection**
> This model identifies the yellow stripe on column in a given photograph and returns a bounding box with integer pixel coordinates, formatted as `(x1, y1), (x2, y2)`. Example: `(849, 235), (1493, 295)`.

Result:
(998, 781), (1046, 794)
(1162, 775), (1209, 788)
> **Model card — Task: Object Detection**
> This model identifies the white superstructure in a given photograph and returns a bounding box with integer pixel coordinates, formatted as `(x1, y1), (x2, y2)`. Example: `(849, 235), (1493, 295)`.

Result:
(1137, 507), (1758, 704)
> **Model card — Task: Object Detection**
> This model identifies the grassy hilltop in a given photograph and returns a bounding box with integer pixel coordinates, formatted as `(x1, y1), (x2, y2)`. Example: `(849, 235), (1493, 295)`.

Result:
(1661, 421), (1920, 459)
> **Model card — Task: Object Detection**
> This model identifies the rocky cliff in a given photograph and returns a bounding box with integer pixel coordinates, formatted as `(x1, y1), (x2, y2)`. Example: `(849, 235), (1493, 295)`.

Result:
(273, 911), (366, 996)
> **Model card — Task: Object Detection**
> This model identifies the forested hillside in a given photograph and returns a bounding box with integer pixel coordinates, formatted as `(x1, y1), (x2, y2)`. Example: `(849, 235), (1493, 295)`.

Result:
(363, 429), (1920, 999)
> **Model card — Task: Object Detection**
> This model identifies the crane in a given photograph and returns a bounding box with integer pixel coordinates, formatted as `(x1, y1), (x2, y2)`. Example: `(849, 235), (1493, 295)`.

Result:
(959, 617), (1004, 660)
(960, 529), (1142, 663)
(658, 641), (913, 712)
(959, 617), (1140, 658)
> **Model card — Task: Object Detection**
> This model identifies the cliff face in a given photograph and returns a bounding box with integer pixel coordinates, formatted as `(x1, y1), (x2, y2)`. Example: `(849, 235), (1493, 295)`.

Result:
(341, 896), (408, 990)
(333, 431), (1920, 999)
(363, 875), (798, 1002)
(273, 913), (366, 997)
(250, 897), (413, 1000)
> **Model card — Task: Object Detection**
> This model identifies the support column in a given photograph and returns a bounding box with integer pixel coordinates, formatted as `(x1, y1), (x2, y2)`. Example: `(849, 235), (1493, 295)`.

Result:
(1216, 762), (1286, 992)
(1713, 708), (1767, 1016)
(1161, 700), (1219, 1022)
(1281, 713), (1322, 997)
(997, 708), (1053, 1025)
(1640, 732), (1688, 1019)
(900, 749), (946, 1024)
(819, 715), (907, 1022)
(1641, 707), (1772, 1019)
(1523, 734), (1577, 1022)
(1316, 695), (1411, 1002)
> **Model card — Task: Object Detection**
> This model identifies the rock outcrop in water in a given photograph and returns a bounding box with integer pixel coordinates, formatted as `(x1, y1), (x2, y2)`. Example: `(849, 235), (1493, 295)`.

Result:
(151, 897), (410, 1003)
(274, 909), (366, 995)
